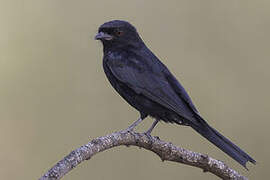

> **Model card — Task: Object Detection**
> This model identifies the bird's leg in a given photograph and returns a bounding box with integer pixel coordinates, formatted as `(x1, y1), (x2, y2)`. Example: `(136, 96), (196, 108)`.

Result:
(145, 119), (159, 135)
(124, 117), (144, 132)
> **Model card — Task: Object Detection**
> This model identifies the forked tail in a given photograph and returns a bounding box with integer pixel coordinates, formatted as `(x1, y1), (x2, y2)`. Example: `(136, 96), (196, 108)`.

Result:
(191, 118), (256, 168)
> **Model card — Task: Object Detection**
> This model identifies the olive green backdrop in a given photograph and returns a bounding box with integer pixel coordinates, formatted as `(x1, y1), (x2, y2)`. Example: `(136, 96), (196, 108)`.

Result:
(1, 0), (269, 179)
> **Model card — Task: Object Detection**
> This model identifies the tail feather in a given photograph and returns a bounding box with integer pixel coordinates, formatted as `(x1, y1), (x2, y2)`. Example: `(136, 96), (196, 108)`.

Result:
(190, 119), (256, 168)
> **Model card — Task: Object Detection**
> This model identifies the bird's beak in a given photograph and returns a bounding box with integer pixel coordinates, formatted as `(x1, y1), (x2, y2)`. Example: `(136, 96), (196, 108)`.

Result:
(95, 32), (113, 41)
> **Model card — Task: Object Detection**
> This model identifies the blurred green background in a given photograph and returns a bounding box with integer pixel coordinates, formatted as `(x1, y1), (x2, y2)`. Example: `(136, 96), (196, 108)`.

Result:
(1, 0), (269, 179)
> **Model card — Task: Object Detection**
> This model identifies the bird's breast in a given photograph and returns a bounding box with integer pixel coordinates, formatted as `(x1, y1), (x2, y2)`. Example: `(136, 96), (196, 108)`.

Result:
(105, 51), (125, 68)
(107, 51), (122, 59)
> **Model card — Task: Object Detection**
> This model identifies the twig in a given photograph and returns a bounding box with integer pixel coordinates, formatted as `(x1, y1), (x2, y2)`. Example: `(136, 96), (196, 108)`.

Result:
(39, 130), (248, 180)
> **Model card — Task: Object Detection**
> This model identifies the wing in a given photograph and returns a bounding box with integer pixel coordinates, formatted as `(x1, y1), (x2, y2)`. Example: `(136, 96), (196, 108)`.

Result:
(105, 54), (198, 122)
(163, 69), (199, 114)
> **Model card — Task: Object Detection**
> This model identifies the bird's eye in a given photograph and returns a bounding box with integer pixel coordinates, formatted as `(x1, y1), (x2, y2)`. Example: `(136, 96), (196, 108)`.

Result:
(116, 30), (124, 36)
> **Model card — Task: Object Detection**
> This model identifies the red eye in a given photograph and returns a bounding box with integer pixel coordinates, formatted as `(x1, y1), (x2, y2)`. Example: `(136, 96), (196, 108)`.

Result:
(117, 30), (123, 36)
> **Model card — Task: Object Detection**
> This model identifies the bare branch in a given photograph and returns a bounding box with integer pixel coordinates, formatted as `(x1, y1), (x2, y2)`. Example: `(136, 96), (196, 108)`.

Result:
(39, 130), (248, 180)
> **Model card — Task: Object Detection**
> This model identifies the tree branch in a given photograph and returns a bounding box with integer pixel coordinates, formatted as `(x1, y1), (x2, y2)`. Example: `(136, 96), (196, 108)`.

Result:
(39, 130), (248, 180)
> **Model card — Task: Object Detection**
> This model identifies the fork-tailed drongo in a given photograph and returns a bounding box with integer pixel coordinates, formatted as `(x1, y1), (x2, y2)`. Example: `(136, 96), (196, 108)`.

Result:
(95, 20), (255, 168)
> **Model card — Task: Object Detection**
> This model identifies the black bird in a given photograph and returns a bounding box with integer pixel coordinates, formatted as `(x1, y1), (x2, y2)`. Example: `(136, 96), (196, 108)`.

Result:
(95, 20), (256, 168)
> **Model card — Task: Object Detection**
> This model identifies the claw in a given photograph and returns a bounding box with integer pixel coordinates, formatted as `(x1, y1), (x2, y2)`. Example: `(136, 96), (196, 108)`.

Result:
(143, 131), (152, 140)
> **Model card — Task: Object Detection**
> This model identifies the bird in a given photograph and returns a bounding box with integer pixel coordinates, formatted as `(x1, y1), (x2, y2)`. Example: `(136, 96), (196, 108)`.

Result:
(95, 20), (256, 168)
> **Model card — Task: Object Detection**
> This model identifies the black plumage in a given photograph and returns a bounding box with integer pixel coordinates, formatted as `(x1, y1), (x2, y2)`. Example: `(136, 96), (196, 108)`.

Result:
(95, 20), (256, 168)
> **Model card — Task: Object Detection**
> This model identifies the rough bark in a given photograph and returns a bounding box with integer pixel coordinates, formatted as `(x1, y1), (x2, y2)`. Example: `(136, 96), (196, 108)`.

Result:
(39, 130), (248, 180)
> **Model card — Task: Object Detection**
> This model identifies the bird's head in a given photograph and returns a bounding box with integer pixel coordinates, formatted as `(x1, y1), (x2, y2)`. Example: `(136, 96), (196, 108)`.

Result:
(95, 20), (143, 49)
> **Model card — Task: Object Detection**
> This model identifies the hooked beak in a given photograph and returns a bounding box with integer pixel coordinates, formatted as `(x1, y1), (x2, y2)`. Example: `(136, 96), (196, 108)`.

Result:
(95, 32), (113, 41)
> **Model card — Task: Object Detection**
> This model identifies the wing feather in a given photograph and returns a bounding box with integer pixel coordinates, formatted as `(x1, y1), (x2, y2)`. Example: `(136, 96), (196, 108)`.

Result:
(106, 57), (197, 122)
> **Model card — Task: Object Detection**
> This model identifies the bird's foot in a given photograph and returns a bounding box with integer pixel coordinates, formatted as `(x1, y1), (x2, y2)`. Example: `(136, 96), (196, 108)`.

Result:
(122, 126), (135, 133)
(143, 119), (159, 136)
(122, 117), (143, 133)
(143, 131), (153, 140)
(144, 129), (152, 136)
